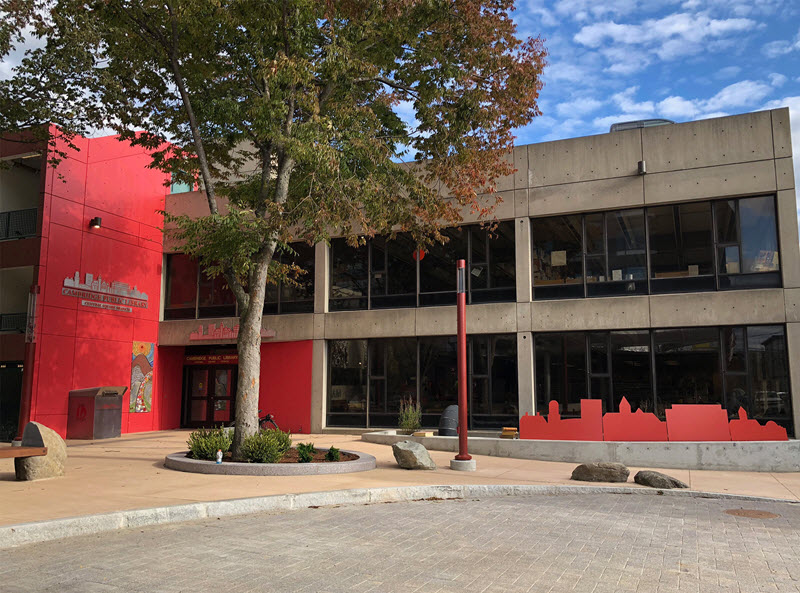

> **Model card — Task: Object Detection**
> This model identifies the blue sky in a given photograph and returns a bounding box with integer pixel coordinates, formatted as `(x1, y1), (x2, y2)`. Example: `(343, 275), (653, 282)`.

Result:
(511, 0), (800, 188)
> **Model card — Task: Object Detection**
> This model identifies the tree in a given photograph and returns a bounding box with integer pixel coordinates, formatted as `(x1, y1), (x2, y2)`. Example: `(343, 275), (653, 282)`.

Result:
(0, 0), (546, 457)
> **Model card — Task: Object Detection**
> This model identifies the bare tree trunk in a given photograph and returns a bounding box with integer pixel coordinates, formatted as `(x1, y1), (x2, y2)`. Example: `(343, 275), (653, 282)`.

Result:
(231, 253), (272, 459)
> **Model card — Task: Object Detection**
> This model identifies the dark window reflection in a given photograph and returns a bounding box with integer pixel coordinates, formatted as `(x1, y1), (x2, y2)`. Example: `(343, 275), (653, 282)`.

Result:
(330, 239), (368, 311)
(164, 254), (198, 320)
(327, 340), (368, 426)
(534, 333), (586, 417)
(368, 339), (417, 426)
(198, 273), (236, 318)
(532, 215), (584, 299)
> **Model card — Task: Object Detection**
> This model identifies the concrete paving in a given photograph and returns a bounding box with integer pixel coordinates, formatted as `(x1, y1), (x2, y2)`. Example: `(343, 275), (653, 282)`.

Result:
(3, 493), (800, 592)
(3, 430), (800, 530)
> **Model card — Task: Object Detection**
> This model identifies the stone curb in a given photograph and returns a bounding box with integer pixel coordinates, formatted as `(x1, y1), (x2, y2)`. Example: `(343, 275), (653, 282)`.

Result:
(164, 450), (377, 475)
(2, 484), (798, 550)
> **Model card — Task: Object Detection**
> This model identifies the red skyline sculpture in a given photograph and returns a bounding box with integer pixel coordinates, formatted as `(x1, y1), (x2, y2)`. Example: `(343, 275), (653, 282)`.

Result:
(519, 397), (787, 442)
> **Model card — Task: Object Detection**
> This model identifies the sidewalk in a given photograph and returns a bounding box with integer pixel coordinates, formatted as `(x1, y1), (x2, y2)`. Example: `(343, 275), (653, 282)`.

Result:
(3, 430), (800, 527)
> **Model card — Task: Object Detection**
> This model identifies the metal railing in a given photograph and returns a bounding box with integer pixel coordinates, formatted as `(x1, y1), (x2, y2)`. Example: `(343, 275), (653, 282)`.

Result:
(0, 208), (38, 241)
(0, 313), (26, 332)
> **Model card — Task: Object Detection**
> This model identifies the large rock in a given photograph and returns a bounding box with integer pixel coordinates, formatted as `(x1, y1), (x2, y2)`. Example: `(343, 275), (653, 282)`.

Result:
(634, 470), (689, 489)
(571, 462), (629, 483)
(392, 440), (436, 470)
(14, 422), (67, 481)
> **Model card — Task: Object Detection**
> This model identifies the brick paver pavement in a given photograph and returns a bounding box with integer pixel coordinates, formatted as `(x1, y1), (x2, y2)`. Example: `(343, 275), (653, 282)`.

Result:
(3, 493), (800, 593)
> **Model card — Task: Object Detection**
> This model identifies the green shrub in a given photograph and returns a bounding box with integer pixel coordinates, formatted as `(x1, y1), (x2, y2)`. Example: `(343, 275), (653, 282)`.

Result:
(240, 428), (293, 464)
(297, 442), (316, 463)
(187, 427), (232, 461)
(325, 446), (340, 462)
(398, 398), (422, 431)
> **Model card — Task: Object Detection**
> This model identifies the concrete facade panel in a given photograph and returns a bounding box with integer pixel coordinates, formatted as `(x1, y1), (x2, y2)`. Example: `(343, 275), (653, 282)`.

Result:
(771, 107), (792, 158)
(529, 176), (644, 216)
(643, 160), (776, 205)
(776, 157), (795, 190)
(514, 217), (532, 303)
(414, 306), (455, 336)
(530, 296), (650, 331)
(465, 302), (516, 334)
(310, 339), (326, 432)
(516, 303), (532, 332)
(784, 289), (800, 323)
(513, 189), (528, 218)
(528, 129), (642, 186)
(777, 189), (800, 289)
(495, 151), (514, 192)
(516, 332), (534, 417)
(642, 111), (774, 172)
(786, 322), (800, 435)
(648, 289), (786, 328)
(513, 145), (528, 190)
(326, 308), (418, 340)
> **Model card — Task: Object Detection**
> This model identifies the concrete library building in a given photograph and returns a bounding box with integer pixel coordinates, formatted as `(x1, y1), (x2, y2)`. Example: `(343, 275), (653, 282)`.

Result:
(0, 108), (798, 442)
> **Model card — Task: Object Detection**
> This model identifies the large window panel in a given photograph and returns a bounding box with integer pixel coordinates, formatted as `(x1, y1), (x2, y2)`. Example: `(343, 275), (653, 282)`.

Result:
(419, 336), (458, 426)
(609, 331), (652, 414)
(747, 325), (792, 431)
(740, 197), (780, 274)
(164, 254), (198, 320)
(371, 235), (417, 309)
(327, 340), (368, 426)
(648, 203), (715, 293)
(534, 333), (587, 417)
(330, 239), (369, 311)
(653, 327), (721, 416)
(279, 243), (315, 313)
(532, 215), (584, 299)
(198, 273), (236, 318)
(368, 339), (417, 426)
(419, 228), (467, 306)
(472, 221), (516, 303)
(589, 209), (648, 297)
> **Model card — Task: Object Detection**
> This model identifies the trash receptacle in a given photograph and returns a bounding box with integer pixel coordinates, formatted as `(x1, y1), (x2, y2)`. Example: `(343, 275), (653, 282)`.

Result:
(439, 404), (459, 436)
(67, 386), (127, 440)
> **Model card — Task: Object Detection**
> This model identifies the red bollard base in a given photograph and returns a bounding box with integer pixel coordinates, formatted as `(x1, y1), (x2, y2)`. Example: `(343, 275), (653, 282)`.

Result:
(455, 453), (473, 461)
(450, 458), (477, 472)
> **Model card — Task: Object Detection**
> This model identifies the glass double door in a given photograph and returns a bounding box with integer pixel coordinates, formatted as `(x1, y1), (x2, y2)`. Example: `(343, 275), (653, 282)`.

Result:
(184, 365), (237, 427)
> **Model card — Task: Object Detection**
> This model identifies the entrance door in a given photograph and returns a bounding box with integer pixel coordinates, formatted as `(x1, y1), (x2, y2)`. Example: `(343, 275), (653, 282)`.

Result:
(184, 365), (237, 427)
(0, 362), (23, 441)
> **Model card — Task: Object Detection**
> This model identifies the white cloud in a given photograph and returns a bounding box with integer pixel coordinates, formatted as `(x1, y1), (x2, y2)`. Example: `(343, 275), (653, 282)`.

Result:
(612, 87), (655, 113)
(703, 80), (773, 111)
(555, 97), (604, 117)
(657, 96), (699, 119)
(761, 28), (800, 57)
(769, 73), (788, 87)
(714, 66), (742, 80)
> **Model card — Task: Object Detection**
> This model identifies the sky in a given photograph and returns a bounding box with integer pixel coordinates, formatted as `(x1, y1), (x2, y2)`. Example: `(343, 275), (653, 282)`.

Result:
(510, 0), (800, 189)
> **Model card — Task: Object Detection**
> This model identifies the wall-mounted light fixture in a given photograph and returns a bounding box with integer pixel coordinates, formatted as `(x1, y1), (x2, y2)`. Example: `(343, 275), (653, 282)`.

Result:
(637, 160), (647, 175)
(89, 217), (102, 229)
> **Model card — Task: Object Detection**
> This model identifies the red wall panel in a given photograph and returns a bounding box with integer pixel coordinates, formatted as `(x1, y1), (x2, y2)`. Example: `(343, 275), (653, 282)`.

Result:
(29, 134), (170, 437)
(259, 341), (313, 434)
(156, 346), (185, 430)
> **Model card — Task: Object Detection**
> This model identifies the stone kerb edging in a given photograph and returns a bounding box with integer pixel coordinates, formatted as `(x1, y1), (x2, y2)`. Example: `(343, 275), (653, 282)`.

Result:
(361, 431), (800, 472)
(164, 450), (377, 475)
(3, 484), (799, 550)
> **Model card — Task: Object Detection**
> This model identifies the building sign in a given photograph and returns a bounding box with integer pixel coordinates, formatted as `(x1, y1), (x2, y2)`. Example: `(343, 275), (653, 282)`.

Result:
(184, 353), (240, 365)
(63, 272), (149, 312)
(189, 323), (276, 341)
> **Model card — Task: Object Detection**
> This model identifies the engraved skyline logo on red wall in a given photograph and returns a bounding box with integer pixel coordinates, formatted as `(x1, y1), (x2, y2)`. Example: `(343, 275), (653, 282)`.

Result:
(188, 323), (276, 341)
(63, 271), (149, 312)
(520, 397), (788, 442)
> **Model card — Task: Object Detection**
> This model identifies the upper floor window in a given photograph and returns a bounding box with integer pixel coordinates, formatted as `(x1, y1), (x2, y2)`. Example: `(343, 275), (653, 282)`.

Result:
(164, 242), (314, 319)
(531, 195), (781, 300)
(329, 222), (516, 311)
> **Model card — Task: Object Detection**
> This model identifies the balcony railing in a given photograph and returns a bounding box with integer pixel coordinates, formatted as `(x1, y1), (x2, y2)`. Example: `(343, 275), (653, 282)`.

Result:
(0, 208), (37, 241)
(0, 313), (26, 333)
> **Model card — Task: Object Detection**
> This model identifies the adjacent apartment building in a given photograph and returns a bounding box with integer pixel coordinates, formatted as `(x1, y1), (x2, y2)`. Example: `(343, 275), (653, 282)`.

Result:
(1, 108), (797, 440)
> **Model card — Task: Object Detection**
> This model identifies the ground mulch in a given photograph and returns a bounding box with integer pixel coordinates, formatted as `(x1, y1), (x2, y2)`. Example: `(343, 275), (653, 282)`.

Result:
(215, 448), (358, 463)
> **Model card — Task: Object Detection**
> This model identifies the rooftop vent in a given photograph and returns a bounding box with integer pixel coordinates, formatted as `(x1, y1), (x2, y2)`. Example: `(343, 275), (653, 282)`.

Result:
(610, 119), (675, 133)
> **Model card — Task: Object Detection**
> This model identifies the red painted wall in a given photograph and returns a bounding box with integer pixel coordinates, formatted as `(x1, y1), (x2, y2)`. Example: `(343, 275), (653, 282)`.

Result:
(259, 341), (313, 434)
(29, 133), (170, 436)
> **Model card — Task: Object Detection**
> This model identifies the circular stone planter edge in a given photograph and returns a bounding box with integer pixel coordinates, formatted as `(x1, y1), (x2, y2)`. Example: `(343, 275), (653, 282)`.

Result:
(164, 450), (377, 476)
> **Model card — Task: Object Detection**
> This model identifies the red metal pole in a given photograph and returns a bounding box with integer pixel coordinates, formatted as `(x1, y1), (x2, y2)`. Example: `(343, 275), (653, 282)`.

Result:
(455, 259), (471, 461)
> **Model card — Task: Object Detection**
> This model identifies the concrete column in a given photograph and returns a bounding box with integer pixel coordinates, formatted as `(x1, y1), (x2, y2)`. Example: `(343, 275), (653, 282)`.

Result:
(785, 322), (800, 437)
(314, 241), (329, 314)
(514, 217), (532, 303)
(310, 338), (327, 432)
(517, 331), (534, 419)
(777, 188), (800, 289)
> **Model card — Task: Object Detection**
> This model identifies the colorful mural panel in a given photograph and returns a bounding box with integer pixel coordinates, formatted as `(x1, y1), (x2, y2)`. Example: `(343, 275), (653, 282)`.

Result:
(130, 341), (154, 413)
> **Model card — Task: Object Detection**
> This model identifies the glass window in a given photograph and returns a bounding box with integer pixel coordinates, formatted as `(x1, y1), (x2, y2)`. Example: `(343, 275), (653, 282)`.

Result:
(327, 340), (368, 426)
(747, 325), (792, 433)
(473, 221), (516, 303)
(419, 228), (467, 306)
(589, 209), (647, 297)
(648, 203), (715, 293)
(371, 235), (417, 309)
(609, 331), (652, 414)
(487, 335), (518, 425)
(739, 197), (779, 274)
(419, 336), (458, 425)
(368, 339), (417, 426)
(532, 215), (583, 299)
(198, 272), (236, 318)
(164, 254), (198, 320)
(279, 243), (315, 313)
(653, 327), (721, 416)
(330, 239), (368, 310)
(534, 333), (586, 417)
